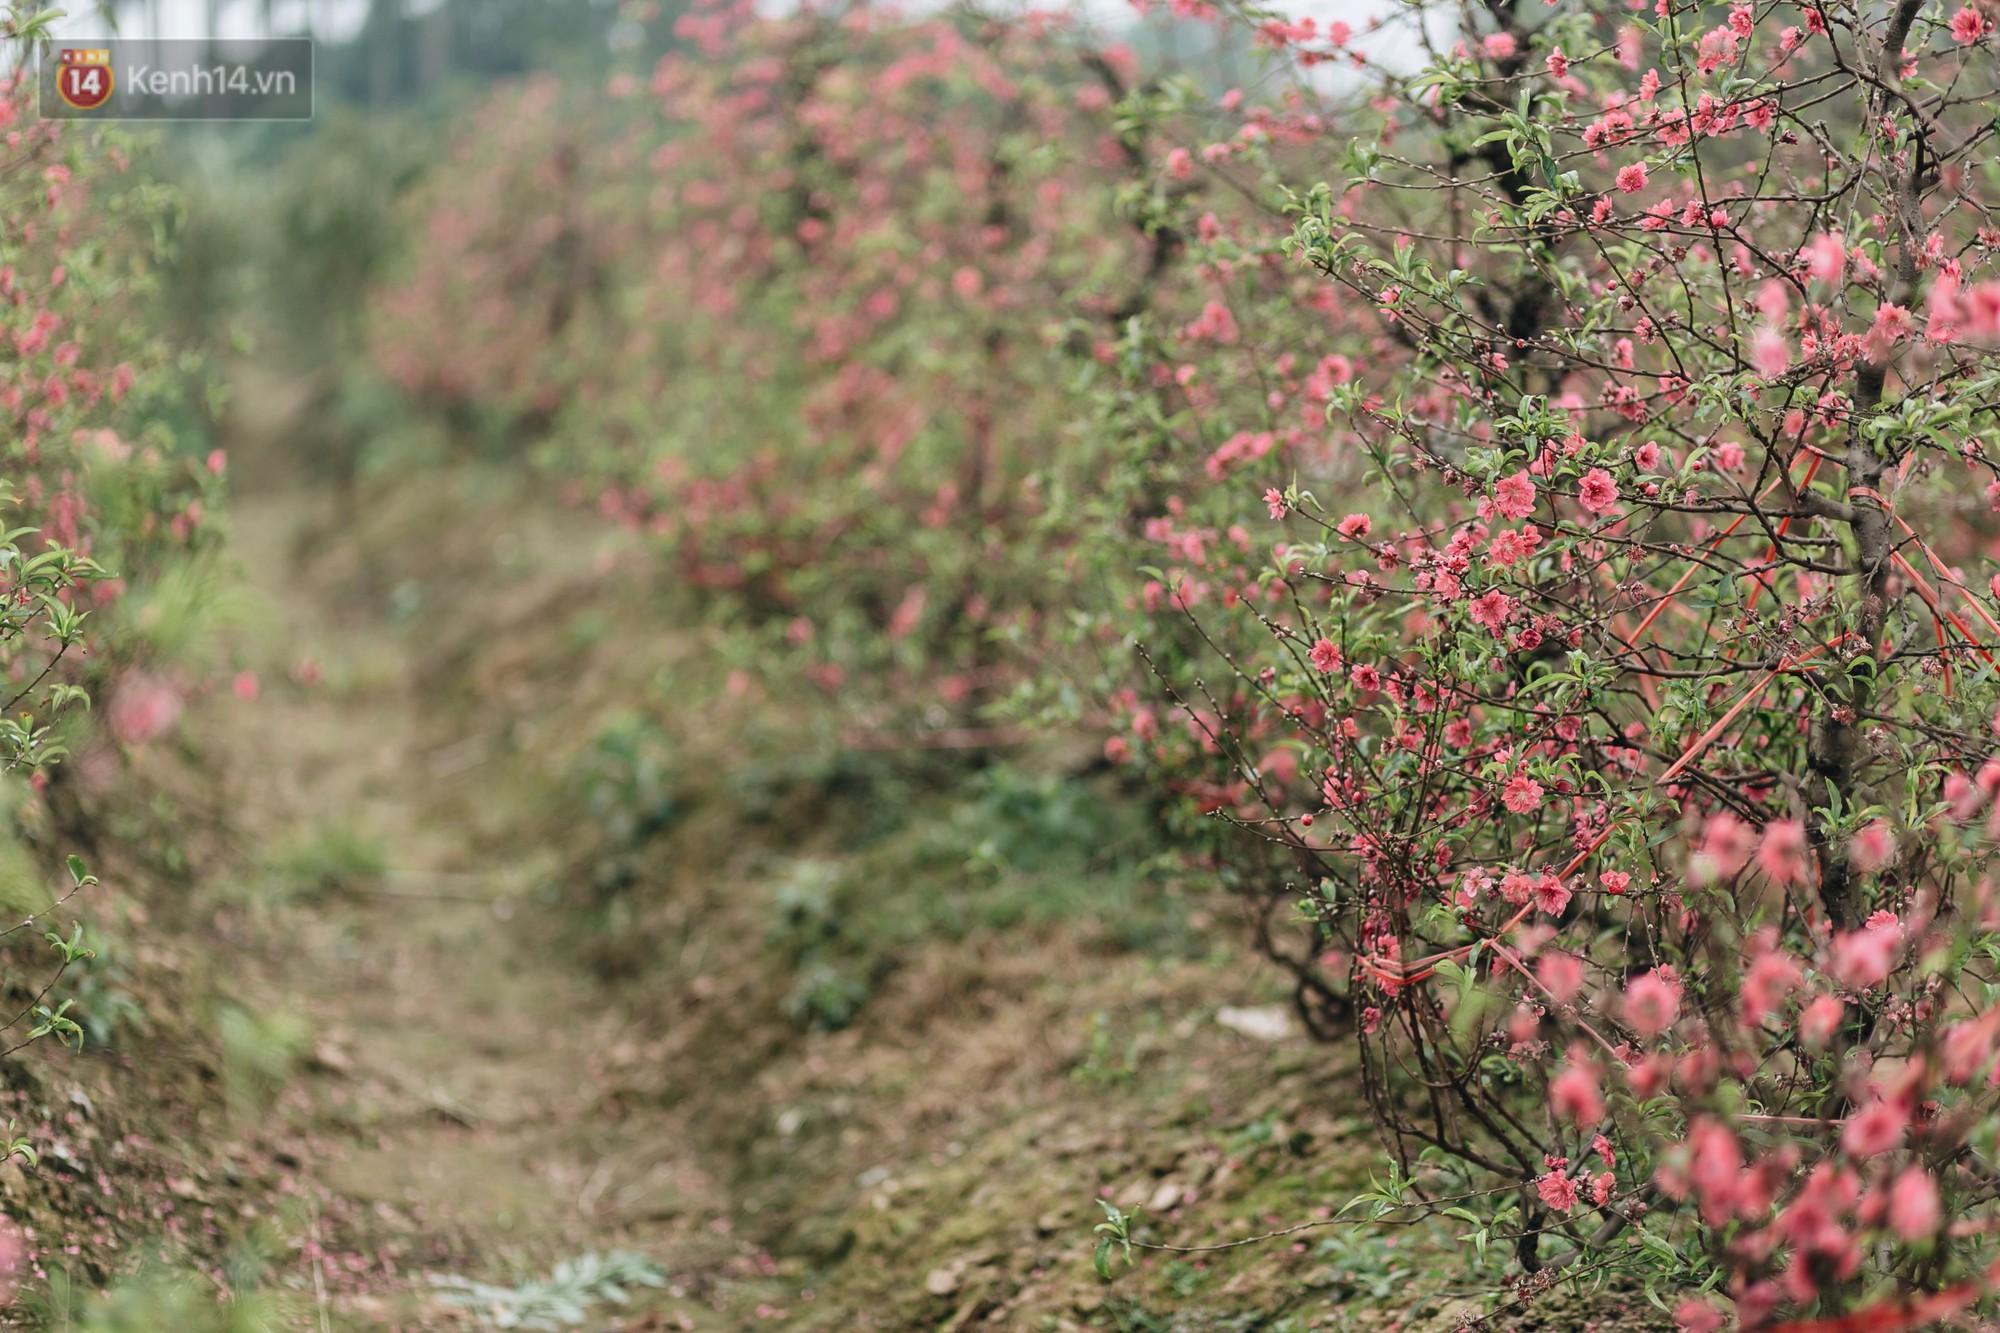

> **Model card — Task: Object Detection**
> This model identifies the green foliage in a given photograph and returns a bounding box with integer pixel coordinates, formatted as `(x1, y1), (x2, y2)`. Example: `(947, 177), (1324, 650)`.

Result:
(1306, 1229), (1419, 1302)
(157, 109), (440, 482)
(1071, 1011), (1147, 1088)
(427, 1250), (667, 1330)
(262, 823), (389, 904)
(766, 858), (843, 947)
(739, 758), (1186, 1033)
(0, 832), (57, 920)
(948, 767), (1118, 878)
(578, 714), (679, 849)
(766, 860), (869, 1031)
(25, 1267), (281, 1332)
(49, 937), (146, 1050)
(781, 961), (872, 1033)
(1093, 1199), (1138, 1279)
(216, 1003), (312, 1118)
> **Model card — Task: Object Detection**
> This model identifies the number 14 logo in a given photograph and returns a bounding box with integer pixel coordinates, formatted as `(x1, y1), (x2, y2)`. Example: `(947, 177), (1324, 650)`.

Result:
(56, 49), (114, 111)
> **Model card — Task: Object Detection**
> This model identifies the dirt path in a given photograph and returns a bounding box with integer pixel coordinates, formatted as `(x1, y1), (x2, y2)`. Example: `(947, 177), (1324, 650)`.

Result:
(186, 437), (1385, 1333)
(209, 484), (749, 1331)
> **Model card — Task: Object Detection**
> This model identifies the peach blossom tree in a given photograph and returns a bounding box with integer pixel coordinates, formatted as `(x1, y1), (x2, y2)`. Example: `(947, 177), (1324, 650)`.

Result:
(0, 39), (223, 1075)
(1086, 0), (2000, 1326)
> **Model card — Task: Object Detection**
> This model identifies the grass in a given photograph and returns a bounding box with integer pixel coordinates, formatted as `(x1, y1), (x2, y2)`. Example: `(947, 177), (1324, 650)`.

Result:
(262, 823), (389, 904)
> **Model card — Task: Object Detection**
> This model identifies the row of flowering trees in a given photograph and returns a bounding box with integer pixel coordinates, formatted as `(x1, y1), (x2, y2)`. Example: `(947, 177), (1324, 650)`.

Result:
(375, 0), (2000, 1327)
(370, 8), (1164, 737)
(0, 45), (220, 878)
(0, 13), (228, 1299)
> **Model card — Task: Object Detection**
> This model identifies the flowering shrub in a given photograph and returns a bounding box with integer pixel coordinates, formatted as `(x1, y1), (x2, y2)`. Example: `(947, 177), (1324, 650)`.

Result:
(0, 37), (223, 1049)
(0, 72), (223, 692)
(374, 4), (1178, 733)
(0, 25), (245, 1306)
(369, 76), (611, 437)
(1081, 0), (2000, 1326)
